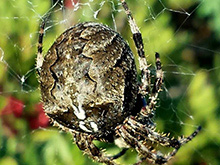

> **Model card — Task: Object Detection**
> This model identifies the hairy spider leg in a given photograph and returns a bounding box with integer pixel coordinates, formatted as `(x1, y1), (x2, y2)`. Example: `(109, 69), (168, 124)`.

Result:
(140, 53), (164, 117)
(73, 132), (117, 165)
(117, 124), (168, 164)
(36, 21), (46, 74)
(128, 117), (201, 149)
(117, 118), (201, 164)
(120, 0), (163, 119)
(153, 125), (202, 165)
(120, 0), (151, 96)
(53, 118), (119, 164)
(153, 52), (163, 94)
(126, 117), (180, 148)
(108, 148), (128, 160)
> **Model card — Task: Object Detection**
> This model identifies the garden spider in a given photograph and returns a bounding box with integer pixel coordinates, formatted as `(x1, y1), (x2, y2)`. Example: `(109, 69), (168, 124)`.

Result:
(36, 0), (201, 164)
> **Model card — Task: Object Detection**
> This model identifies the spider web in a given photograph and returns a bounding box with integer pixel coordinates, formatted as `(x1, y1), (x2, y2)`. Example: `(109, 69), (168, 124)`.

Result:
(0, 0), (219, 164)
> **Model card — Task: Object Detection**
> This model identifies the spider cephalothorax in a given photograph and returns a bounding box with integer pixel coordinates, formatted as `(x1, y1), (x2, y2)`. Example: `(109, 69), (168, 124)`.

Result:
(36, 0), (201, 164)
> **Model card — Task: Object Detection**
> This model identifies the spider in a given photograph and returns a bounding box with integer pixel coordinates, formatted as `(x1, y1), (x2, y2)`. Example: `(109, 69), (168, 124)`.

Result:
(36, 0), (201, 164)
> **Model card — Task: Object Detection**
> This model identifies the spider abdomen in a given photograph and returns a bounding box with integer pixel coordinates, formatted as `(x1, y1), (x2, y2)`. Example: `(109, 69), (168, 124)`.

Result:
(39, 22), (139, 138)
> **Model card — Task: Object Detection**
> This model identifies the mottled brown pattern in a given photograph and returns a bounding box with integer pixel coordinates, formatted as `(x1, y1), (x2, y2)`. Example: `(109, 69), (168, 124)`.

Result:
(39, 22), (139, 138)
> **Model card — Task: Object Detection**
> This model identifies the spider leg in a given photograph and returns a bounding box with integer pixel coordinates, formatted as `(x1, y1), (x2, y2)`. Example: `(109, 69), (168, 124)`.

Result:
(36, 20), (46, 74)
(153, 52), (163, 94)
(128, 117), (201, 148)
(116, 118), (201, 164)
(161, 126), (202, 161)
(116, 124), (167, 164)
(120, 0), (151, 96)
(121, 0), (162, 119)
(140, 53), (163, 118)
(153, 125), (202, 165)
(108, 148), (128, 160)
(126, 117), (175, 147)
(36, 2), (58, 74)
(73, 132), (117, 165)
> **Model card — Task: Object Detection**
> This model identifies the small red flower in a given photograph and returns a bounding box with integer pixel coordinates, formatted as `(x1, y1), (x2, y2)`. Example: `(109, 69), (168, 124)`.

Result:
(28, 103), (49, 130)
(1, 96), (24, 118)
(0, 96), (24, 136)
(65, 0), (79, 9)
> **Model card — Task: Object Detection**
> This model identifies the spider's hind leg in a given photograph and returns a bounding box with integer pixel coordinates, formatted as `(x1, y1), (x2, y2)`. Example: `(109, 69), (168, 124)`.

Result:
(116, 117), (201, 164)
(128, 116), (201, 149)
(116, 121), (167, 164)
(108, 148), (128, 160)
(73, 132), (117, 165)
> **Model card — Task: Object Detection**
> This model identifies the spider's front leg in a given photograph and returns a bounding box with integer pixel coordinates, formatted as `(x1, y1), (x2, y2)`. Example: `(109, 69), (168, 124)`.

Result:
(120, 0), (151, 96)
(36, 20), (46, 75)
(120, 0), (162, 118)
(73, 132), (117, 165)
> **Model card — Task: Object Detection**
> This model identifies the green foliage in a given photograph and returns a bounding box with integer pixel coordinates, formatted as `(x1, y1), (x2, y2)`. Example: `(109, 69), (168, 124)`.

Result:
(0, 0), (219, 164)
(198, 0), (220, 38)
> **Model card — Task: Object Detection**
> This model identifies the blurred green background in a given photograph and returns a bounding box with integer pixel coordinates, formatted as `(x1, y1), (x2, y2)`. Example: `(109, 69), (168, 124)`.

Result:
(0, 0), (220, 164)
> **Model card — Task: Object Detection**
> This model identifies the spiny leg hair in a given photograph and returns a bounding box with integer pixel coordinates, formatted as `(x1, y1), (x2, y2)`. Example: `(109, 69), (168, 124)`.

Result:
(120, 0), (163, 119)
(73, 133), (117, 165)
(117, 118), (201, 164)
(120, 0), (151, 97)
(128, 117), (201, 149)
(140, 52), (163, 118)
